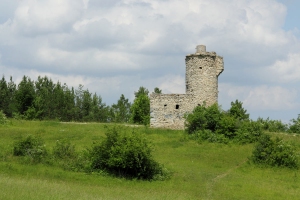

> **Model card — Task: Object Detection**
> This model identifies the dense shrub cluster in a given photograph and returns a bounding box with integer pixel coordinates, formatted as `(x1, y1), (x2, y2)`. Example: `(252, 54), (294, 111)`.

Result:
(13, 135), (47, 163)
(51, 140), (90, 171)
(251, 134), (299, 168)
(12, 127), (168, 180)
(257, 117), (288, 133)
(0, 110), (8, 125)
(288, 114), (300, 134)
(185, 101), (263, 143)
(53, 140), (77, 159)
(89, 126), (167, 180)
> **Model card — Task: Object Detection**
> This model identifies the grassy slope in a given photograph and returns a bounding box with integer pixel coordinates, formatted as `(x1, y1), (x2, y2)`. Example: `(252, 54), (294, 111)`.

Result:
(0, 120), (300, 200)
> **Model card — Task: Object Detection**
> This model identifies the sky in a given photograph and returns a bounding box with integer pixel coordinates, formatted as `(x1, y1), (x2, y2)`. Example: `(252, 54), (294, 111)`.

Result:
(0, 0), (299, 122)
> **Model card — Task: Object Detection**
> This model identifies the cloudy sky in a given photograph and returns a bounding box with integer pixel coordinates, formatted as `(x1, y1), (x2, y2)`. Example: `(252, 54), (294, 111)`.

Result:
(0, 0), (299, 122)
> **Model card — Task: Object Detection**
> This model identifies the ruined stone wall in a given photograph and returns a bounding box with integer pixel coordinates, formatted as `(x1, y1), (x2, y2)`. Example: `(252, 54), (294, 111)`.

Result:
(150, 94), (195, 129)
(150, 45), (224, 130)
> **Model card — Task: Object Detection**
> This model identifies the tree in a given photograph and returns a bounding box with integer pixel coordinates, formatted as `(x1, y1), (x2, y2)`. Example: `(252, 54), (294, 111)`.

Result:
(134, 86), (149, 98)
(110, 94), (131, 123)
(154, 87), (162, 94)
(131, 93), (150, 125)
(15, 76), (35, 115)
(228, 100), (249, 121)
(34, 76), (55, 119)
(90, 94), (110, 122)
(72, 85), (98, 121)
(7, 76), (17, 117)
(0, 76), (16, 117)
(61, 86), (76, 121)
(0, 76), (9, 115)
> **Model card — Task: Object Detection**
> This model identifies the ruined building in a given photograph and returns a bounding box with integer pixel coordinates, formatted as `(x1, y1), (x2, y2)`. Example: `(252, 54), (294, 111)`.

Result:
(149, 45), (224, 129)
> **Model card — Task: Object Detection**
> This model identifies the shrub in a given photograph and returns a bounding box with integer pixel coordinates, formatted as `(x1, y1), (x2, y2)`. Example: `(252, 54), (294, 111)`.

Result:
(191, 129), (229, 144)
(205, 103), (223, 132)
(51, 140), (83, 171)
(288, 114), (300, 134)
(215, 115), (238, 139)
(257, 117), (288, 132)
(185, 102), (261, 144)
(185, 103), (223, 134)
(89, 126), (167, 180)
(13, 135), (47, 163)
(0, 110), (8, 125)
(251, 134), (299, 168)
(185, 103), (207, 133)
(53, 139), (77, 159)
(235, 120), (264, 144)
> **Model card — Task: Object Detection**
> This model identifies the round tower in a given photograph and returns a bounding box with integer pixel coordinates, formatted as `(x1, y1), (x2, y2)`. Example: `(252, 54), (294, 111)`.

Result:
(185, 45), (224, 106)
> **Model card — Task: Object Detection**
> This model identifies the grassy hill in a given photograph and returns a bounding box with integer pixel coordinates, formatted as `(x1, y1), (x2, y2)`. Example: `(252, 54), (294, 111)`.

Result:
(0, 120), (300, 199)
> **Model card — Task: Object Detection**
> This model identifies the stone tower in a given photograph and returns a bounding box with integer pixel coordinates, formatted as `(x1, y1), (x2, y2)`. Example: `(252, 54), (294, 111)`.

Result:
(149, 45), (224, 129)
(185, 45), (224, 106)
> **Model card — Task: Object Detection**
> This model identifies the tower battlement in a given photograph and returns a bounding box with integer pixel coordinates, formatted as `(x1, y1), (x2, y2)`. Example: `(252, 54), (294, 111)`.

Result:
(150, 45), (224, 129)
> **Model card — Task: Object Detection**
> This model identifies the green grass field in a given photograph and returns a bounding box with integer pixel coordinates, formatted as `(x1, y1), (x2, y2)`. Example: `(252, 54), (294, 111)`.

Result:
(1, 120), (300, 200)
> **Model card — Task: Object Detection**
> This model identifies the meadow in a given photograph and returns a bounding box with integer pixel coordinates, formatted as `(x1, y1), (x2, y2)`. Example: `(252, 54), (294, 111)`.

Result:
(0, 120), (300, 200)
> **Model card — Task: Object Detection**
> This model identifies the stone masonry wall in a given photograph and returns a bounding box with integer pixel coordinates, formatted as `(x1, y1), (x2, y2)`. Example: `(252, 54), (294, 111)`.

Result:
(150, 45), (224, 130)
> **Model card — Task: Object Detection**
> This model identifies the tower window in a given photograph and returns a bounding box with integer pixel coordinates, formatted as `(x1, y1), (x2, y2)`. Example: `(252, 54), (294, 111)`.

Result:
(176, 104), (179, 109)
(164, 104), (167, 107)
(199, 67), (202, 69)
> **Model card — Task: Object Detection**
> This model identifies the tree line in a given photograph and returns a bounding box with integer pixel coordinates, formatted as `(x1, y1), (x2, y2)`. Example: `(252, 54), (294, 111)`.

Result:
(0, 75), (159, 124)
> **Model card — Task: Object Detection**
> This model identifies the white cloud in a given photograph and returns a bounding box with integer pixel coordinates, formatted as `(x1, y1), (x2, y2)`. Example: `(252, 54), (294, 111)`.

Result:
(220, 83), (299, 111)
(1, 0), (300, 121)
(244, 85), (298, 110)
(157, 75), (185, 94)
(268, 53), (300, 82)
(12, 0), (84, 35)
(1, 0), (296, 71)
(36, 47), (139, 72)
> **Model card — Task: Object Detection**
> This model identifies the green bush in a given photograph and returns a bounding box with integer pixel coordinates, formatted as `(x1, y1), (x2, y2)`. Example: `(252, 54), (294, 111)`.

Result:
(257, 117), (288, 132)
(251, 134), (299, 168)
(13, 135), (47, 163)
(215, 115), (238, 139)
(205, 103), (223, 132)
(51, 140), (84, 171)
(234, 120), (264, 144)
(191, 129), (229, 144)
(185, 103), (223, 134)
(185, 104), (207, 133)
(53, 139), (77, 159)
(89, 126), (167, 180)
(185, 101), (266, 144)
(0, 110), (8, 125)
(288, 114), (300, 134)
